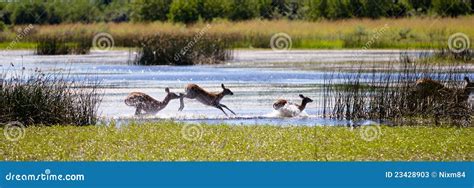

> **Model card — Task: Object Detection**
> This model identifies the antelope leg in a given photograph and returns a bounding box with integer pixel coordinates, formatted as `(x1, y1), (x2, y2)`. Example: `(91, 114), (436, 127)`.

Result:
(220, 104), (236, 115)
(178, 93), (185, 111)
(215, 105), (228, 116)
(134, 106), (141, 115)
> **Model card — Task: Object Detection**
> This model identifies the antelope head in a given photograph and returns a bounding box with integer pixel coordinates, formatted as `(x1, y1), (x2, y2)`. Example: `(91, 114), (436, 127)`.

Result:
(221, 84), (234, 96)
(164, 87), (180, 100)
(298, 94), (313, 111)
(299, 94), (313, 104)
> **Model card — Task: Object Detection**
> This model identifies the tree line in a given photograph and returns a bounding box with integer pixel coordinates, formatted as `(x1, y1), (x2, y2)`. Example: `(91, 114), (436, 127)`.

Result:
(0, 0), (472, 25)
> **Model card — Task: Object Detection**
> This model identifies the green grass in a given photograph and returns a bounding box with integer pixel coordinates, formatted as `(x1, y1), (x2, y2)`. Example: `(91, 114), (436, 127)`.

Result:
(0, 42), (36, 49)
(1, 122), (472, 161)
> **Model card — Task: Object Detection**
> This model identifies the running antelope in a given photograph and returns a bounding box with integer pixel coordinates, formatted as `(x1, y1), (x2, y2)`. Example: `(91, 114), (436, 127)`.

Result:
(125, 88), (181, 115)
(273, 94), (313, 117)
(178, 83), (236, 116)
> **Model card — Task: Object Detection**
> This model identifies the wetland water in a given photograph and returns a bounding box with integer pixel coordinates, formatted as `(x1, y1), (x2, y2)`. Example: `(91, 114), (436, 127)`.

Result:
(1, 50), (472, 126)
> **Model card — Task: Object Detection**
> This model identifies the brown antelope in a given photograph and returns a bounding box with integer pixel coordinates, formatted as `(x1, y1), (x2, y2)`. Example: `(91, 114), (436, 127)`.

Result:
(412, 76), (473, 125)
(414, 77), (473, 100)
(125, 88), (181, 115)
(178, 83), (236, 116)
(273, 94), (313, 112)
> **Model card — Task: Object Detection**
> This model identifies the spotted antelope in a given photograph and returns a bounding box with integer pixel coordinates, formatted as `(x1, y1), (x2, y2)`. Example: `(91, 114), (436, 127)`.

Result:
(125, 88), (181, 115)
(273, 94), (313, 115)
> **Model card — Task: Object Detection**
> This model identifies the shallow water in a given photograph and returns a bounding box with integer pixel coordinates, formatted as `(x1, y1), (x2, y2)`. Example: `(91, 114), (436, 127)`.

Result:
(1, 50), (472, 126)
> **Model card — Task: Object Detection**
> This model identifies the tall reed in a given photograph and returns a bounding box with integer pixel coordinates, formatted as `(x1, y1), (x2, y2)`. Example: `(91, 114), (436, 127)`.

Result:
(34, 34), (92, 55)
(321, 55), (473, 127)
(0, 70), (102, 126)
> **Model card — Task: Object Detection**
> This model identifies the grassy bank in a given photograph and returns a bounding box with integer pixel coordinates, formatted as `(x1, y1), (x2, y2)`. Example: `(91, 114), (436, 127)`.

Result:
(1, 122), (472, 161)
(1, 16), (473, 50)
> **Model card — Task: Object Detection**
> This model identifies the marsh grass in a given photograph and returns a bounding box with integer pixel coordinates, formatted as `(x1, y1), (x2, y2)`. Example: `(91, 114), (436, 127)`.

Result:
(321, 55), (473, 127)
(1, 122), (472, 161)
(435, 48), (473, 62)
(3, 16), (472, 50)
(34, 34), (92, 55)
(0, 70), (102, 126)
(131, 33), (235, 65)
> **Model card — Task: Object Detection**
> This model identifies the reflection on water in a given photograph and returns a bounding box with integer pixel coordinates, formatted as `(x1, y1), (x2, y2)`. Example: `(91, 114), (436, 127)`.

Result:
(1, 50), (472, 126)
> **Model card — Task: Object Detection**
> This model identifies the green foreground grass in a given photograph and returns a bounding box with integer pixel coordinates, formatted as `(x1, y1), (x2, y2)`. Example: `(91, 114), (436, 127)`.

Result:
(1, 122), (472, 161)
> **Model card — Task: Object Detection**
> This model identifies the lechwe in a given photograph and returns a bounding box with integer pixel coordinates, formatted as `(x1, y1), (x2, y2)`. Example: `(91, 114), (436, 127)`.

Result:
(178, 83), (236, 116)
(413, 76), (473, 101)
(273, 94), (313, 117)
(125, 88), (181, 115)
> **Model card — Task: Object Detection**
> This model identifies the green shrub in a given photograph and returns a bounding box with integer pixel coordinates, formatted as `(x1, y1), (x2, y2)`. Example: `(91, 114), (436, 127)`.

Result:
(103, 1), (131, 23)
(199, 0), (232, 21)
(432, 0), (471, 17)
(168, 0), (200, 23)
(132, 0), (171, 21)
(229, 0), (260, 21)
(0, 21), (5, 32)
(64, 1), (100, 23)
(10, 3), (48, 24)
(363, 0), (387, 19)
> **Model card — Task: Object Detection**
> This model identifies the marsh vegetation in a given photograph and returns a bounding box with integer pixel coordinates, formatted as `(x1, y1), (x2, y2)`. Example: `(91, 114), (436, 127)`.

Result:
(321, 56), (473, 127)
(0, 71), (102, 126)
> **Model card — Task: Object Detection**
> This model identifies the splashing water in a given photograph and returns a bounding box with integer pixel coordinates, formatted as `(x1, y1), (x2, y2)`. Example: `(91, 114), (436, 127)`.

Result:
(268, 103), (309, 118)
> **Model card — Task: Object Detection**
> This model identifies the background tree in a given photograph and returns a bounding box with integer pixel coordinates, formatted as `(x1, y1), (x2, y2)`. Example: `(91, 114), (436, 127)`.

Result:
(132, 0), (172, 22)
(64, 1), (100, 23)
(328, 0), (350, 19)
(10, 3), (48, 24)
(363, 0), (388, 19)
(229, 0), (260, 21)
(408, 0), (432, 13)
(347, 0), (364, 17)
(168, 0), (200, 23)
(199, 0), (232, 21)
(432, 0), (471, 17)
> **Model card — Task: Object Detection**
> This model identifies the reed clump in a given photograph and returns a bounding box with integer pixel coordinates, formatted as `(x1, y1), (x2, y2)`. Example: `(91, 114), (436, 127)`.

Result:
(131, 33), (235, 66)
(0, 70), (102, 126)
(322, 56), (473, 127)
(34, 34), (92, 55)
